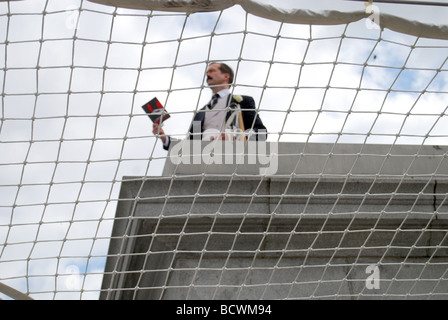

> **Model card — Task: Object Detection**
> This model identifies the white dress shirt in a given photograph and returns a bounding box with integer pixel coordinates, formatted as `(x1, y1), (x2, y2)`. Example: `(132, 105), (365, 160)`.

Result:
(202, 89), (230, 140)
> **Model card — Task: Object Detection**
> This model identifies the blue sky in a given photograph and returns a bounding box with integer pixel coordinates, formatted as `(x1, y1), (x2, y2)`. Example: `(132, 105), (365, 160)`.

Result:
(1, 0), (448, 299)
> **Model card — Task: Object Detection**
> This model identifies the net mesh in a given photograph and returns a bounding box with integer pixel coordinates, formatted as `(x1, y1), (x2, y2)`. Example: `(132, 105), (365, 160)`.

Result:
(0, 0), (448, 300)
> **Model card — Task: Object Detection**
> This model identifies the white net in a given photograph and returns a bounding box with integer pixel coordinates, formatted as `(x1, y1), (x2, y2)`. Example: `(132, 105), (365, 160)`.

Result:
(1, 0), (448, 300)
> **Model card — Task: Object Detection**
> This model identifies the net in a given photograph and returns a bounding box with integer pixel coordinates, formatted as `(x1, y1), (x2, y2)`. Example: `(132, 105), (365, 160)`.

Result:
(1, 0), (448, 300)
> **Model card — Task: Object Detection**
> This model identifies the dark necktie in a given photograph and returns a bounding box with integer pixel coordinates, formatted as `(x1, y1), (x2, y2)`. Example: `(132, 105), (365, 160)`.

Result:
(209, 94), (219, 110)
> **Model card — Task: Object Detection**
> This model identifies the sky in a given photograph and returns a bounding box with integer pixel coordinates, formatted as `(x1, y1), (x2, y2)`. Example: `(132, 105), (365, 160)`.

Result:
(0, 0), (447, 299)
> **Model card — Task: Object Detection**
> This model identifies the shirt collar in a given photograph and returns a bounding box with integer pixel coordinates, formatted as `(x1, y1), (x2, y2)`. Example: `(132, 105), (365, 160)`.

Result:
(214, 88), (230, 99)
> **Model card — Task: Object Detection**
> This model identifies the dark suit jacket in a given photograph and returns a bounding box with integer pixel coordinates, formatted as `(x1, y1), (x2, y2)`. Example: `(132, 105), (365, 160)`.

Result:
(163, 94), (266, 150)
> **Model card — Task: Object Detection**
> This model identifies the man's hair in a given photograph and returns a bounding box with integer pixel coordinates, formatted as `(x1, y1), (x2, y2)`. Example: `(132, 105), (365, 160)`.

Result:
(211, 62), (234, 85)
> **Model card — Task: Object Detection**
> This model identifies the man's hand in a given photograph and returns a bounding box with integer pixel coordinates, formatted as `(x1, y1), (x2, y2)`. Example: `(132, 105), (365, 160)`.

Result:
(152, 123), (167, 144)
(211, 133), (230, 141)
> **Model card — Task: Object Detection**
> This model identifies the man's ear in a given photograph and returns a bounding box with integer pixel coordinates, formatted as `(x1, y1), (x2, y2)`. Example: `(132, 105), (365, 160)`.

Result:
(223, 73), (230, 84)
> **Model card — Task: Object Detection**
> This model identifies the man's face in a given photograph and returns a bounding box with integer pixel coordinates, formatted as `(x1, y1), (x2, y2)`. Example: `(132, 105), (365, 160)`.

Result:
(206, 64), (229, 87)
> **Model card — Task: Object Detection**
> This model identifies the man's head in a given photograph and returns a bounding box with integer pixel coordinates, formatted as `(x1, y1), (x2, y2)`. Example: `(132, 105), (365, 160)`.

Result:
(206, 63), (234, 92)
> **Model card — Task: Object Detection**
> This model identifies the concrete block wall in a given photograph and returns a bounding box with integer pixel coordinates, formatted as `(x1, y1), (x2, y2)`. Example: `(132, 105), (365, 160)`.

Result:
(101, 143), (448, 300)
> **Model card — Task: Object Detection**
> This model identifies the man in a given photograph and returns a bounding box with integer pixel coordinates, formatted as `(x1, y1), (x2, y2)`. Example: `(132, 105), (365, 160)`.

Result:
(152, 62), (267, 150)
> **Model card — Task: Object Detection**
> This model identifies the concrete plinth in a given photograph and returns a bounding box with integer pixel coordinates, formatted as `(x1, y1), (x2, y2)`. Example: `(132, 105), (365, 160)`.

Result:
(101, 142), (448, 300)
